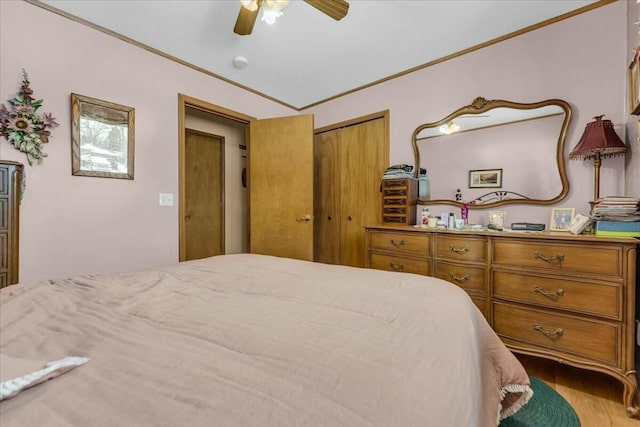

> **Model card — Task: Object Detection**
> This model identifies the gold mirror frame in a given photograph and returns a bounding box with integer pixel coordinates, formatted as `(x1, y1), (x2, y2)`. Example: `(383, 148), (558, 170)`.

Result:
(71, 93), (135, 179)
(412, 97), (571, 209)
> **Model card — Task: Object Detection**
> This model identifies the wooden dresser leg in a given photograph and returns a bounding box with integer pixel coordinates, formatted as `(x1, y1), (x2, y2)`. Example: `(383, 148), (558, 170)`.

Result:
(623, 372), (640, 418)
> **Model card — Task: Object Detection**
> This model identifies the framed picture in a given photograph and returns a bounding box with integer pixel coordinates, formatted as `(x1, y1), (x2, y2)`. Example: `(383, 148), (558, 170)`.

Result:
(550, 208), (575, 231)
(71, 93), (135, 179)
(469, 168), (502, 188)
(488, 211), (506, 228)
(629, 51), (640, 115)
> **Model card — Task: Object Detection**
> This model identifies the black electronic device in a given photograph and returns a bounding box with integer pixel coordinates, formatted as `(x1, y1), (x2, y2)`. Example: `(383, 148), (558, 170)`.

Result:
(511, 222), (545, 231)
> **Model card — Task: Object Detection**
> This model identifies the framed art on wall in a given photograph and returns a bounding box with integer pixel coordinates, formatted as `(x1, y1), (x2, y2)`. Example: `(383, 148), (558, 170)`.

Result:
(469, 168), (502, 188)
(550, 208), (575, 231)
(71, 93), (135, 179)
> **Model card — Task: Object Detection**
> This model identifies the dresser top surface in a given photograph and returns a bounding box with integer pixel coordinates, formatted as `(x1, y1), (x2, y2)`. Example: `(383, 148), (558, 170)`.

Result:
(365, 224), (639, 246)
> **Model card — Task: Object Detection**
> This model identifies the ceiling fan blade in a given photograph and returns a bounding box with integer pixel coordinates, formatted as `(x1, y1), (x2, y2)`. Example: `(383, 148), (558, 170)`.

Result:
(234, 3), (260, 35)
(303, 0), (349, 21)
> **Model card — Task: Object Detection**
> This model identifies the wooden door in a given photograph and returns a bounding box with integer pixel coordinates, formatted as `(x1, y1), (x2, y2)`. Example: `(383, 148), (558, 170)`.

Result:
(313, 130), (341, 264)
(248, 114), (314, 261)
(184, 129), (224, 260)
(340, 117), (387, 267)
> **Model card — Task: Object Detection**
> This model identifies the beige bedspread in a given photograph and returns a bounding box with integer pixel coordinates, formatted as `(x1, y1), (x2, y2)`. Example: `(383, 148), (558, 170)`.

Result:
(0, 254), (530, 426)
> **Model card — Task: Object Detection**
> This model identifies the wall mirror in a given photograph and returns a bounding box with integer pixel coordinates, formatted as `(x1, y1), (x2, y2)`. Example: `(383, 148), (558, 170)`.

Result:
(71, 93), (135, 179)
(412, 97), (571, 208)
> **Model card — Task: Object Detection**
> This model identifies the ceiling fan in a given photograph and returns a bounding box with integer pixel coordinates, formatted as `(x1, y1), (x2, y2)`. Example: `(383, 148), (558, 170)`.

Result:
(234, 0), (349, 36)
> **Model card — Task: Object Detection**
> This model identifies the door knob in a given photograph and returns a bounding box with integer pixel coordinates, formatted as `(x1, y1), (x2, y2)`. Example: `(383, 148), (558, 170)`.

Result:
(296, 214), (311, 223)
(185, 214), (192, 222)
(347, 216), (353, 221)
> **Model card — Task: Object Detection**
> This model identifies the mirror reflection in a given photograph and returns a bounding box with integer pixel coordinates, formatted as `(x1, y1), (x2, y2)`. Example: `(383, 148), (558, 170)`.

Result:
(412, 97), (571, 208)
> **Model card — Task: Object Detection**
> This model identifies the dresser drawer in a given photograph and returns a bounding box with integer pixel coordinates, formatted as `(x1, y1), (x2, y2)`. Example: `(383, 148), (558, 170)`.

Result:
(383, 197), (408, 206)
(382, 216), (407, 224)
(0, 232), (6, 269)
(0, 199), (7, 230)
(381, 178), (411, 190)
(434, 261), (485, 292)
(369, 253), (430, 275)
(435, 235), (486, 262)
(0, 167), (7, 195)
(493, 240), (621, 277)
(369, 231), (429, 255)
(493, 271), (621, 320)
(493, 302), (620, 366)
(382, 206), (407, 215)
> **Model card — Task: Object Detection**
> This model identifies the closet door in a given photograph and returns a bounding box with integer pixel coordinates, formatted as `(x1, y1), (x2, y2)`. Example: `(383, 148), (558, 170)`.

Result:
(339, 117), (387, 267)
(313, 130), (341, 264)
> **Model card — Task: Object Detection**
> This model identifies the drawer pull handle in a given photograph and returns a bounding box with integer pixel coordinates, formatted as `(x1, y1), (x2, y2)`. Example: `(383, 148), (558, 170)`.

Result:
(389, 262), (405, 272)
(390, 239), (406, 247)
(449, 244), (470, 253)
(449, 272), (470, 282)
(533, 251), (565, 263)
(533, 324), (564, 338)
(534, 286), (564, 298)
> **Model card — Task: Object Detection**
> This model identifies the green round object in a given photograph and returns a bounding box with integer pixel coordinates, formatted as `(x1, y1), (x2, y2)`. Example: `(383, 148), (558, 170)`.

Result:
(500, 376), (580, 427)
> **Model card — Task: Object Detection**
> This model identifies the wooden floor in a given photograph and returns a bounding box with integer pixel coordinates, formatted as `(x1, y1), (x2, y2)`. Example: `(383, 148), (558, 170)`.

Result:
(517, 354), (640, 427)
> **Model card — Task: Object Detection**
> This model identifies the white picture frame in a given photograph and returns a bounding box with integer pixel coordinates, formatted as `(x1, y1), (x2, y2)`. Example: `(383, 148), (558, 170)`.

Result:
(488, 211), (506, 228)
(550, 208), (575, 231)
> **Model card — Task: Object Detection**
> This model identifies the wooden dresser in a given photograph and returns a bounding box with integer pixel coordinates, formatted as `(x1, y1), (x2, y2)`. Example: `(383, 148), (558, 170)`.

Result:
(0, 161), (23, 288)
(365, 224), (640, 417)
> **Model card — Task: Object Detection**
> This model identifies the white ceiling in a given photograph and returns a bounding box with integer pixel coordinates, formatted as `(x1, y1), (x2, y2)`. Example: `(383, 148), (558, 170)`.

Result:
(39, 0), (600, 110)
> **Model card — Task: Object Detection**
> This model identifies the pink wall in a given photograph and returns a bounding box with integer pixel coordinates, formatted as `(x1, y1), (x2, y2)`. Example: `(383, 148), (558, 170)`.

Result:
(0, 1), (295, 282)
(0, 1), (631, 282)
(305, 1), (628, 227)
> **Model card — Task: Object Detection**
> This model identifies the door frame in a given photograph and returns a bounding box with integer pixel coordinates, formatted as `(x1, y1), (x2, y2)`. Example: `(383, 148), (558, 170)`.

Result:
(178, 94), (255, 261)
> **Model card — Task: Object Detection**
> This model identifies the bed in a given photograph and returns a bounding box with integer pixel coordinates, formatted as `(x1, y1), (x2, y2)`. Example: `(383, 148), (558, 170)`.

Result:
(0, 253), (531, 426)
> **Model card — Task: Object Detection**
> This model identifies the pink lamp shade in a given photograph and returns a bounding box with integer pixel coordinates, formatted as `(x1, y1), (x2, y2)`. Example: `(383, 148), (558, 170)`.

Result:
(569, 115), (627, 160)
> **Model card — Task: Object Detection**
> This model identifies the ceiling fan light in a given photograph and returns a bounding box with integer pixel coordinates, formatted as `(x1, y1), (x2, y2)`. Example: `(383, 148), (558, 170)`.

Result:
(240, 0), (259, 12)
(261, 8), (283, 25)
(264, 0), (289, 11)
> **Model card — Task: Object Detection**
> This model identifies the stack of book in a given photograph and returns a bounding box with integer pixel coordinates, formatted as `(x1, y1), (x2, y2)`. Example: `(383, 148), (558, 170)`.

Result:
(591, 196), (640, 221)
(592, 196), (640, 237)
(594, 220), (640, 237)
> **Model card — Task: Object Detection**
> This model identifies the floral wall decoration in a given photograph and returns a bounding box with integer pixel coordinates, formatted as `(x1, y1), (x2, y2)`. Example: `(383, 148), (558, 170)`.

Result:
(0, 70), (59, 165)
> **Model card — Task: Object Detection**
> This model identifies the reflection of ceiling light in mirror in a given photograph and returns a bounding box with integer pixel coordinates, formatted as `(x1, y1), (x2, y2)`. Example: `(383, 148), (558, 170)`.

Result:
(439, 122), (460, 134)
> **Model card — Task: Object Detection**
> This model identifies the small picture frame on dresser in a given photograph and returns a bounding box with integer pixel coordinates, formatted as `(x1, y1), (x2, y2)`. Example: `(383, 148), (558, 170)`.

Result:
(550, 208), (575, 231)
(488, 211), (506, 229)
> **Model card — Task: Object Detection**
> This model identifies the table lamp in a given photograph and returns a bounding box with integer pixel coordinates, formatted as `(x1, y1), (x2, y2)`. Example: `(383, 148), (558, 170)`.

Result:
(569, 115), (627, 202)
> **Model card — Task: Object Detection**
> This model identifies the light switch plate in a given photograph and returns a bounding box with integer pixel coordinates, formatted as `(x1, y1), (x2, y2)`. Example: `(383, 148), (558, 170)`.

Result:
(159, 193), (174, 206)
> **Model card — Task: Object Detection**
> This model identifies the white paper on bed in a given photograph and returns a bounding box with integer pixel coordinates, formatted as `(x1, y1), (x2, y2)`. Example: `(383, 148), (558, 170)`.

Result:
(0, 254), (530, 426)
